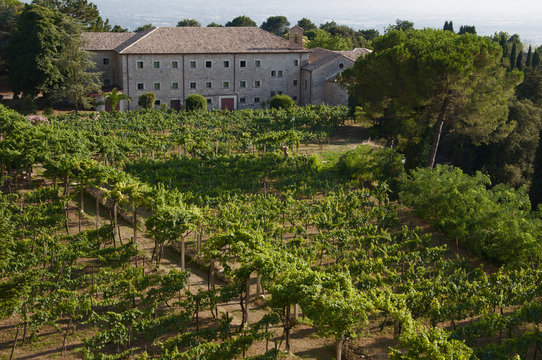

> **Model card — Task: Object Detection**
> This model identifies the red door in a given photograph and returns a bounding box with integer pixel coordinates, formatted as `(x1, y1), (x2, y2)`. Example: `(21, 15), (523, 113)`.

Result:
(221, 97), (235, 110)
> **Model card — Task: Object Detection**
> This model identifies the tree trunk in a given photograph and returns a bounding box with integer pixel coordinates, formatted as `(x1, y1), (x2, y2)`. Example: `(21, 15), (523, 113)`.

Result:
(79, 183), (84, 233)
(96, 193), (100, 231)
(133, 205), (137, 247)
(113, 201), (118, 247)
(336, 338), (343, 360)
(181, 236), (185, 270)
(64, 176), (70, 235)
(10, 326), (19, 360)
(426, 97), (450, 168)
(244, 276), (250, 329)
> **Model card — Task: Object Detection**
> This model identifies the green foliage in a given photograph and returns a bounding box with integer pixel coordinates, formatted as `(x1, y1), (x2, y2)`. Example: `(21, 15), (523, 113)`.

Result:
(134, 23), (152, 32)
(206, 22), (223, 27)
(225, 15), (256, 27)
(185, 94), (207, 111)
(307, 28), (353, 50)
(458, 25), (476, 35)
(296, 17), (316, 30)
(386, 19), (414, 32)
(269, 94), (294, 109)
(7, 4), (67, 98)
(260, 15), (289, 36)
(31, 0), (111, 31)
(104, 87), (131, 112)
(341, 28), (521, 167)
(443, 20), (454, 32)
(337, 145), (405, 194)
(177, 18), (200, 27)
(400, 165), (542, 265)
(137, 92), (156, 110)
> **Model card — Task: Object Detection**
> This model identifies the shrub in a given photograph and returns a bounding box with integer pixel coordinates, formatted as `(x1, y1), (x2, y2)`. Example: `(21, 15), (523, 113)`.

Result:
(185, 94), (206, 111)
(269, 94), (294, 109)
(138, 92), (156, 110)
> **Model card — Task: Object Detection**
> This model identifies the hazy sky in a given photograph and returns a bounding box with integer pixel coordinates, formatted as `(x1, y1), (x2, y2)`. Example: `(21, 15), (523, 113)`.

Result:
(26, 0), (542, 44)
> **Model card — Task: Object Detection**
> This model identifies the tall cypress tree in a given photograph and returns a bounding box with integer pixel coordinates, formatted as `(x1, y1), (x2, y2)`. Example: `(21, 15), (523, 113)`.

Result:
(510, 42), (517, 70)
(516, 51), (524, 71)
(526, 45), (533, 67)
(530, 128), (542, 210)
(534, 51), (541, 68)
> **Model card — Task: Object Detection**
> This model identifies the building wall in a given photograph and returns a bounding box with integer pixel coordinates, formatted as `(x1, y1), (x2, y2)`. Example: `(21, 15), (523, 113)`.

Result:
(119, 52), (309, 110)
(309, 57), (354, 106)
(90, 50), (123, 88)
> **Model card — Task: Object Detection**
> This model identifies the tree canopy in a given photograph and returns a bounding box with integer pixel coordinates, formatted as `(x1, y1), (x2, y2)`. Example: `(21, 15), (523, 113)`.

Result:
(225, 15), (256, 27)
(260, 15), (289, 36)
(340, 29), (521, 167)
(177, 18), (200, 27)
(31, 0), (111, 31)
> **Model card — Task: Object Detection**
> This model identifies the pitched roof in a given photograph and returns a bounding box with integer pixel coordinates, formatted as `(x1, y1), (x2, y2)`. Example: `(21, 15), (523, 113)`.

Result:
(303, 47), (371, 71)
(81, 32), (135, 51)
(83, 27), (308, 54)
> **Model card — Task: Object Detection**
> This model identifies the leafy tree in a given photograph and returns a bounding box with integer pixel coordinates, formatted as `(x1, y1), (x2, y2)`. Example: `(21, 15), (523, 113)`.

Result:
(340, 29), (521, 167)
(206, 22), (222, 27)
(269, 94), (294, 109)
(319, 21), (366, 47)
(134, 23), (153, 32)
(54, 17), (101, 112)
(386, 19), (414, 32)
(0, 0), (23, 73)
(307, 28), (352, 50)
(530, 128), (542, 209)
(358, 28), (379, 41)
(7, 4), (66, 99)
(533, 49), (541, 67)
(296, 17), (316, 31)
(260, 15), (289, 36)
(177, 18), (200, 27)
(31, 0), (111, 31)
(458, 25), (476, 35)
(225, 15), (256, 27)
(138, 92), (156, 109)
(185, 94), (206, 111)
(517, 67), (542, 105)
(104, 87), (131, 112)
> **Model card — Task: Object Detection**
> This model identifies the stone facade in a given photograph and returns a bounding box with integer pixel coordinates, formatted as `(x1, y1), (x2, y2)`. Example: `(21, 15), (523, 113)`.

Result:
(84, 27), (368, 110)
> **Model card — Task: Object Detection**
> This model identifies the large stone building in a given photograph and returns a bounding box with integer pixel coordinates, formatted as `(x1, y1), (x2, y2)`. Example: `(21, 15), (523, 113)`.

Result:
(83, 26), (369, 111)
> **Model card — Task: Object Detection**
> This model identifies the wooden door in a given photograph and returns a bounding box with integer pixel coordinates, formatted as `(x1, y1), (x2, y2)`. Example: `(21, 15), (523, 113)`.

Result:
(220, 97), (235, 110)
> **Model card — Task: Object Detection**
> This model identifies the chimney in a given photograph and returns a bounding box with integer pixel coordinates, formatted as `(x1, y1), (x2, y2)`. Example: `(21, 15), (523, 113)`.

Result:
(289, 26), (304, 49)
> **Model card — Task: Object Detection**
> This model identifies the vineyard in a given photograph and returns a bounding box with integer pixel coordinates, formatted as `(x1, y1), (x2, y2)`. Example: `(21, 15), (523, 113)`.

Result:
(1, 104), (542, 360)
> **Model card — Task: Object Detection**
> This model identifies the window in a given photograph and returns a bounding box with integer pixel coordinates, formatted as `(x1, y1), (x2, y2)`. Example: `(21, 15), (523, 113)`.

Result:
(254, 60), (261, 67)
(205, 60), (212, 68)
(137, 60), (144, 69)
(103, 58), (110, 65)
(154, 100), (161, 106)
(339, 63), (344, 69)
(103, 78), (111, 86)
(240, 60), (247, 68)
(171, 82), (179, 89)
(223, 60), (230, 68)
(293, 59), (299, 66)
(206, 81), (212, 89)
(137, 82), (144, 90)
(271, 91), (276, 97)
(271, 70), (276, 77)
(172, 60), (179, 69)
(239, 97), (246, 103)
(153, 82), (161, 90)
(153, 61), (160, 69)
(223, 81), (229, 88)
(293, 96), (298, 101)
(254, 80), (261, 88)
(189, 60), (196, 68)
(189, 81), (196, 89)
(206, 98), (212, 104)
(278, 91), (283, 95)
(278, 70), (283, 77)
(240, 80), (247, 88)
(254, 97), (260, 103)
(293, 80), (298, 86)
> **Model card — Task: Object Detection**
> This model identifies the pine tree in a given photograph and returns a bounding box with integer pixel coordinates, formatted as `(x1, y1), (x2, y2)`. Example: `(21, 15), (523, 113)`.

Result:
(516, 51), (524, 71)
(510, 42), (517, 70)
(526, 45), (533, 67)
(448, 21), (454, 32)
